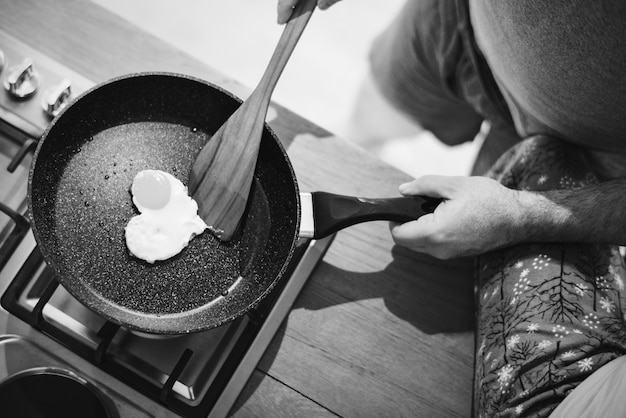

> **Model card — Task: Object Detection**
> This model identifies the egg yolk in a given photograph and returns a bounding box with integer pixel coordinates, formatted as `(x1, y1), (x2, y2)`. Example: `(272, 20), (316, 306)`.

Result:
(132, 170), (171, 210)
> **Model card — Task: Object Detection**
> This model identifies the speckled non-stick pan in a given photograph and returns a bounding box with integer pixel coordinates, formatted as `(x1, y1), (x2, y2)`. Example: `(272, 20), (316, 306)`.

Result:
(29, 72), (438, 334)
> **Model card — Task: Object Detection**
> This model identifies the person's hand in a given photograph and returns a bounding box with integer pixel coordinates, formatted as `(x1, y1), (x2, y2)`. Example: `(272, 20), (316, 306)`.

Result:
(277, 0), (342, 24)
(390, 176), (527, 259)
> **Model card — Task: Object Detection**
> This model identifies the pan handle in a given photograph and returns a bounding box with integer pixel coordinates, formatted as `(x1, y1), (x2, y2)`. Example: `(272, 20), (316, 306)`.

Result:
(299, 192), (441, 239)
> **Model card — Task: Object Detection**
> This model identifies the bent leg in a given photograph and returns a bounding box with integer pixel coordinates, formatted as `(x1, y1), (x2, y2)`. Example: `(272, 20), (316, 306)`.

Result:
(352, 0), (484, 149)
(474, 136), (626, 417)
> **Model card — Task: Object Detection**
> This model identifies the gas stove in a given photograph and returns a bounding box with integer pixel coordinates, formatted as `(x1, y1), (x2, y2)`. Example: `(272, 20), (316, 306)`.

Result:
(0, 29), (333, 418)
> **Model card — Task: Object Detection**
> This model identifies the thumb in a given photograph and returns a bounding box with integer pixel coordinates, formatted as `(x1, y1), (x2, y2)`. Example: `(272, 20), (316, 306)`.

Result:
(277, 0), (299, 24)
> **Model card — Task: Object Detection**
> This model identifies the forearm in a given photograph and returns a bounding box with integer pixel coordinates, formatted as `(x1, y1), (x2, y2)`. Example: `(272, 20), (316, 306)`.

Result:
(517, 178), (626, 245)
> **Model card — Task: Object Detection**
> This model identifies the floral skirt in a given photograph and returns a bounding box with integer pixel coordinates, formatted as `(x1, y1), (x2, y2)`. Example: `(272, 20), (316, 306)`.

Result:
(474, 136), (626, 417)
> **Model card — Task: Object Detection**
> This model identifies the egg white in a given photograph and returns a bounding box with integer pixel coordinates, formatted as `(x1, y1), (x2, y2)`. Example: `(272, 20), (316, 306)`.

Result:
(125, 170), (208, 263)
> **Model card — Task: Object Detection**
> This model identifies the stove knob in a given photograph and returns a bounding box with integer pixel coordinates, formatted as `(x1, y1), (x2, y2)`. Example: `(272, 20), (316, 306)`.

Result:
(3, 58), (40, 99)
(42, 78), (72, 118)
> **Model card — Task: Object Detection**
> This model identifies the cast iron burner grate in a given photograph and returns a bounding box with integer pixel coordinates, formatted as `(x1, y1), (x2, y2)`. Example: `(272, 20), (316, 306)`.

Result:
(0, 201), (28, 271)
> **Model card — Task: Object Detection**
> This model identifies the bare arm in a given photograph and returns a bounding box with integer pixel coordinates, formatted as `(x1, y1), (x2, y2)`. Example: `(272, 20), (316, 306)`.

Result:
(521, 178), (626, 244)
(391, 176), (626, 259)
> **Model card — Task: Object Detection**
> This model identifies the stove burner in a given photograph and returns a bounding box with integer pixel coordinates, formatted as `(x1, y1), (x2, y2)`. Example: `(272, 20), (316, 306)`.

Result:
(0, 367), (113, 418)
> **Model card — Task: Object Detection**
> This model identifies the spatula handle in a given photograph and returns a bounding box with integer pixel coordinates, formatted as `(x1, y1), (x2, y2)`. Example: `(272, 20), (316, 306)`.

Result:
(253, 0), (317, 104)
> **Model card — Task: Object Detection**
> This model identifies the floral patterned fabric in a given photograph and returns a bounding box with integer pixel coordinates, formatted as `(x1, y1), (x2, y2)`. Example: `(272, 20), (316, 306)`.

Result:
(474, 136), (626, 417)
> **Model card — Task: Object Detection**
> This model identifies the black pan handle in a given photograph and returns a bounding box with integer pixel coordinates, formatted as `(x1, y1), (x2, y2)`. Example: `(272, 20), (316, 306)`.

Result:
(301, 191), (441, 239)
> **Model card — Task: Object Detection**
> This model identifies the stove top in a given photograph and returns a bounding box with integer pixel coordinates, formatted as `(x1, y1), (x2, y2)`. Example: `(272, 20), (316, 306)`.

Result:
(0, 29), (333, 418)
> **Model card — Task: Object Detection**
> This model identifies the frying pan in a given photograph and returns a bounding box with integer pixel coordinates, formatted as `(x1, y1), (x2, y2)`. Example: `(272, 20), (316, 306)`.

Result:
(29, 73), (438, 334)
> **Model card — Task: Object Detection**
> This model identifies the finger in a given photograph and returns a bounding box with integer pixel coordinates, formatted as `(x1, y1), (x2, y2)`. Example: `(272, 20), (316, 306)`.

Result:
(318, 0), (341, 10)
(389, 219), (459, 259)
(389, 220), (436, 256)
(277, 0), (300, 24)
(389, 215), (438, 246)
(398, 175), (461, 199)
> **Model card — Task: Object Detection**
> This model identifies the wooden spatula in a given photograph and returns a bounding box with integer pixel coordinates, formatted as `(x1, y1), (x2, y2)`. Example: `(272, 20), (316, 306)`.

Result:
(189, 0), (317, 241)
